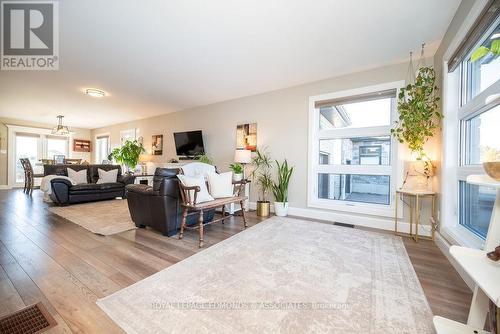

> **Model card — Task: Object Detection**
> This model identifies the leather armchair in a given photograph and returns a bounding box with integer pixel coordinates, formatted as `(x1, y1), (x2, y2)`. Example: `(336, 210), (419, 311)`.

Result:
(126, 167), (214, 236)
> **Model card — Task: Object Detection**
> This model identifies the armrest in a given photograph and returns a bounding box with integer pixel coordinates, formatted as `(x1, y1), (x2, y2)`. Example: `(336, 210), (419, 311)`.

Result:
(119, 174), (136, 185)
(179, 183), (201, 205)
(50, 178), (72, 204)
(50, 178), (73, 187)
(126, 184), (157, 196)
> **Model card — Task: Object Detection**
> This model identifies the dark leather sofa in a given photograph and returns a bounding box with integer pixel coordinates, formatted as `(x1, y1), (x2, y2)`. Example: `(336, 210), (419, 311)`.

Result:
(126, 168), (214, 236)
(45, 164), (135, 205)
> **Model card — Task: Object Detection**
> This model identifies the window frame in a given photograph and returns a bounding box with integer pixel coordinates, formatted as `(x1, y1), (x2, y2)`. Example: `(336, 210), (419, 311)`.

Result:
(308, 81), (404, 218)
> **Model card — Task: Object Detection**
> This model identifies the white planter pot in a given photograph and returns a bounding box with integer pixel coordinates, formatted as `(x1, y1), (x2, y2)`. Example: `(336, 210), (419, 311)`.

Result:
(233, 173), (243, 182)
(274, 202), (289, 217)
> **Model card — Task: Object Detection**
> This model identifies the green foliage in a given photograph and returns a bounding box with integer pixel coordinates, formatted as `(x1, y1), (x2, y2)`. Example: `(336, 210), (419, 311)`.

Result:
(470, 39), (500, 62)
(108, 140), (145, 171)
(229, 163), (244, 174)
(250, 148), (273, 202)
(195, 153), (214, 165)
(272, 160), (294, 203)
(391, 67), (442, 164)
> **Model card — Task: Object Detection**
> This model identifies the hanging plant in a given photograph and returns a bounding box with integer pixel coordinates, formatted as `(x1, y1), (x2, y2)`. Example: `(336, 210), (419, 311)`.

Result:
(391, 66), (442, 176)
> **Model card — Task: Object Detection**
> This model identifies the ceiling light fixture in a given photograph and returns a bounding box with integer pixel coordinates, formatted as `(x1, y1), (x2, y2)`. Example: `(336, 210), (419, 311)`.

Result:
(51, 115), (73, 136)
(85, 88), (106, 98)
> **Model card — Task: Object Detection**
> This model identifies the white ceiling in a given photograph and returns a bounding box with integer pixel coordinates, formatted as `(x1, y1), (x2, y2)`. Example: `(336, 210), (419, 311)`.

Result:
(0, 0), (461, 129)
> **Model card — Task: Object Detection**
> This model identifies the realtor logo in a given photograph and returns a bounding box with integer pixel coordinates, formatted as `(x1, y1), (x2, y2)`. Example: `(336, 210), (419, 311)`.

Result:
(1, 0), (59, 70)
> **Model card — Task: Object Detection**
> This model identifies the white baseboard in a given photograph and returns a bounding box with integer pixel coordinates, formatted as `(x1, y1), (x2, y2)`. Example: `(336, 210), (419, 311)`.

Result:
(434, 232), (474, 290)
(0, 185), (11, 190)
(248, 202), (431, 237)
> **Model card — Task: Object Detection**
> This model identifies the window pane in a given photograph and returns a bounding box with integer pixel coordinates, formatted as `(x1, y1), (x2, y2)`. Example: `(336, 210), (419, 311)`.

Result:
(96, 137), (109, 163)
(47, 138), (68, 159)
(318, 173), (390, 205)
(463, 104), (500, 164)
(459, 181), (494, 239)
(465, 20), (500, 101)
(15, 135), (40, 183)
(319, 97), (393, 129)
(319, 136), (390, 165)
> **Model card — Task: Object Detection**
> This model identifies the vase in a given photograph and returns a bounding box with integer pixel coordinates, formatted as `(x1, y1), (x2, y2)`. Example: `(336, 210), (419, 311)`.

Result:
(274, 202), (289, 217)
(256, 201), (270, 217)
(233, 173), (243, 182)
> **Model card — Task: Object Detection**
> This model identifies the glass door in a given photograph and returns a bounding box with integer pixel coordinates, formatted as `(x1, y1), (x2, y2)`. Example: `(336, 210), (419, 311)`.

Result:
(15, 133), (42, 185)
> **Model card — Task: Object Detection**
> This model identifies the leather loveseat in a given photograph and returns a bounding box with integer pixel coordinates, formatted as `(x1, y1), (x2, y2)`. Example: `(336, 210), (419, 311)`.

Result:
(126, 167), (215, 236)
(45, 164), (135, 205)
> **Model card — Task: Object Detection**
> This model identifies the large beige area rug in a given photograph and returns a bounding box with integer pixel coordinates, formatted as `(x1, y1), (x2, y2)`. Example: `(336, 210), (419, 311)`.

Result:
(49, 199), (136, 235)
(97, 216), (433, 333)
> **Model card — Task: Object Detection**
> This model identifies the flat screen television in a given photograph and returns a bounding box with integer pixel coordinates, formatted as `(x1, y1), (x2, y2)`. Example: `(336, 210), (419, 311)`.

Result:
(173, 130), (205, 157)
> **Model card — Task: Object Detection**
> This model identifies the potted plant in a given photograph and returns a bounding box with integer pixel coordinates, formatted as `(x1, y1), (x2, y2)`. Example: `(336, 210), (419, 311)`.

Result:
(108, 139), (145, 174)
(272, 160), (294, 217)
(250, 149), (273, 217)
(391, 66), (442, 188)
(229, 163), (244, 181)
(195, 153), (214, 165)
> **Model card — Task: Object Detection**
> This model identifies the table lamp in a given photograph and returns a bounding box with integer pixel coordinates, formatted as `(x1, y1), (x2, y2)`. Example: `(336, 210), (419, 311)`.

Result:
(234, 149), (251, 178)
(139, 154), (152, 175)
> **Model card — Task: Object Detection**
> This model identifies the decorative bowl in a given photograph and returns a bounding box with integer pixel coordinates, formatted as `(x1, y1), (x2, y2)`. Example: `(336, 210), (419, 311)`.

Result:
(483, 162), (500, 181)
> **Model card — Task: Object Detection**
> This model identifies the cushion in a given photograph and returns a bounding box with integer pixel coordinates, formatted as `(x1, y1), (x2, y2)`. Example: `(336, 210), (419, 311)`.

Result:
(67, 168), (87, 184)
(177, 174), (214, 203)
(206, 171), (234, 199)
(96, 168), (118, 184)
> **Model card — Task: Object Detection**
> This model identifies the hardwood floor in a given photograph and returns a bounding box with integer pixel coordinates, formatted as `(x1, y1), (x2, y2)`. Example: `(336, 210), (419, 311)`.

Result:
(0, 189), (472, 333)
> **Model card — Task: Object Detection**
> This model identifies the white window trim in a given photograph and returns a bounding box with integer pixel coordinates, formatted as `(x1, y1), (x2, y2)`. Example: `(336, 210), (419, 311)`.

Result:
(308, 81), (405, 218)
(95, 132), (111, 164)
(440, 0), (499, 249)
(6, 124), (72, 187)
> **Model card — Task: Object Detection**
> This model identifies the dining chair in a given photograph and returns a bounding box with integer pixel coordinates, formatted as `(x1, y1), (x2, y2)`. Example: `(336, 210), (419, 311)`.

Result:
(23, 159), (44, 195)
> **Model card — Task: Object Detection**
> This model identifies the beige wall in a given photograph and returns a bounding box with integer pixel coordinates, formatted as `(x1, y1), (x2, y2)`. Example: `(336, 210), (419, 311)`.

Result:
(0, 117), (91, 186)
(92, 60), (437, 225)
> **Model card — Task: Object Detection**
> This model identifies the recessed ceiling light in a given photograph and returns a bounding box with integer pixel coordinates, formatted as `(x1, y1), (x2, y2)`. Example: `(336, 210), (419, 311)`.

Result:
(85, 88), (106, 98)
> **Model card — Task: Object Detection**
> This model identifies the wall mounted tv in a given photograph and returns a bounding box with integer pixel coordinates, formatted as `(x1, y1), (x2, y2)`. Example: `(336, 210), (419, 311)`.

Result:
(173, 130), (205, 158)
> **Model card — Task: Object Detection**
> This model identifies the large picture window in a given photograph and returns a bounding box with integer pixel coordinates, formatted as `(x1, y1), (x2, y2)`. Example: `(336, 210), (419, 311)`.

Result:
(444, 4), (500, 246)
(309, 82), (401, 216)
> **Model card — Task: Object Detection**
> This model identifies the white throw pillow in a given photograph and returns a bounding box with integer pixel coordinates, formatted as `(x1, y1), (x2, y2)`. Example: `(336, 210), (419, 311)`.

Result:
(206, 171), (234, 199)
(67, 168), (87, 184)
(96, 168), (118, 184)
(177, 174), (214, 203)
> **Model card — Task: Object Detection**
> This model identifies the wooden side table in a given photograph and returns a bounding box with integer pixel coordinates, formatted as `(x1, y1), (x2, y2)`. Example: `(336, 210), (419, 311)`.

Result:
(394, 189), (437, 242)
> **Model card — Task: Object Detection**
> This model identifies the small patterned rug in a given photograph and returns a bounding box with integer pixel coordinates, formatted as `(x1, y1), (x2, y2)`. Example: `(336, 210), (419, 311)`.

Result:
(49, 199), (136, 235)
(97, 216), (433, 333)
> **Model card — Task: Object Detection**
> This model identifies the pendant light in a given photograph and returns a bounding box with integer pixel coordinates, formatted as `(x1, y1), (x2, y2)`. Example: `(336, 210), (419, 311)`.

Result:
(51, 115), (73, 136)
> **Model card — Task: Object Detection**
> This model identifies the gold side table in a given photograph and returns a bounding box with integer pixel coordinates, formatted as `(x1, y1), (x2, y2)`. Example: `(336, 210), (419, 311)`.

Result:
(394, 189), (437, 242)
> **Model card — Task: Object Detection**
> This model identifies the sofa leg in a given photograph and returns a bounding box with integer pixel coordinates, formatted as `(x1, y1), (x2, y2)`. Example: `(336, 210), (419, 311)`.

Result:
(198, 210), (204, 248)
(179, 207), (187, 239)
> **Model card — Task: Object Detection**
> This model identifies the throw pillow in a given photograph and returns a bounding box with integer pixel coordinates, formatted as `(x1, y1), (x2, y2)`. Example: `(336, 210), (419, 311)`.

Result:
(177, 174), (214, 203)
(96, 168), (118, 184)
(67, 168), (87, 184)
(206, 171), (234, 199)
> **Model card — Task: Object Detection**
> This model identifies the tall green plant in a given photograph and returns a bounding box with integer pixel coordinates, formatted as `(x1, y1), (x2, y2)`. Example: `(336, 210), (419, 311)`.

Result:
(391, 66), (442, 174)
(250, 148), (273, 202)
(108, 140), (145, 171)
(272, 160), (294, 203)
